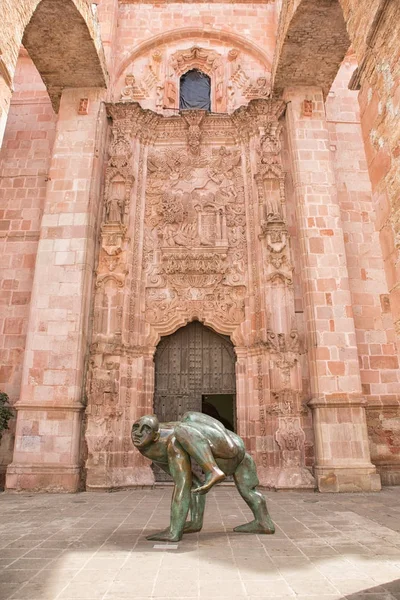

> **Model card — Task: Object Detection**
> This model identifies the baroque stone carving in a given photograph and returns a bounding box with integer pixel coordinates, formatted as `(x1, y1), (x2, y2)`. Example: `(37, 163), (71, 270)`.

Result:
(182, 110), (206, 155)
(266, 329), (300, 353)
(274, 416), (315, 488)
(144, 143), (247, 331)
(170, 46), (223, 76)
(245, 76), (270, 100)
(120, 73), (147, 101)
(275, 418), (305, 467)
(105, 197), (125, 224)
(85, 359), (123, 468)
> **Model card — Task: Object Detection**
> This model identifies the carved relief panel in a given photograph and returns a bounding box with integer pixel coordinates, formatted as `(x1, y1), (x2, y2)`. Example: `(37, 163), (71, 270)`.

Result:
(84, 98), (314, 490)
(144, 139), (247, 335)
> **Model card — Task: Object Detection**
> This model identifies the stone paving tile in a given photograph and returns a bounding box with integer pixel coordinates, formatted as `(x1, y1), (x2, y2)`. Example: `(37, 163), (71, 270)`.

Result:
(0, 488), (400, 599)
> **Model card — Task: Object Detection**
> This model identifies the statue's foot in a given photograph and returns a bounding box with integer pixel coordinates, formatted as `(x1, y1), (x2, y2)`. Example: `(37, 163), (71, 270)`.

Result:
(146, 529), (182, 542)
(183, 521), (202, 534)
(192, 468), (226, 495)
(234, 518), (275, 534)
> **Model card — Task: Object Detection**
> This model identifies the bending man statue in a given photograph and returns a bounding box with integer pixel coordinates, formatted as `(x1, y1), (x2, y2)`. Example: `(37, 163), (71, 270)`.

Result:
(131, 411), (275, 542)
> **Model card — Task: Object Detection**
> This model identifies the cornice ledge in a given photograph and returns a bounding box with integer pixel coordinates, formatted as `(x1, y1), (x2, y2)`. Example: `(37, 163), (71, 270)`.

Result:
(308, 395), (367, 409)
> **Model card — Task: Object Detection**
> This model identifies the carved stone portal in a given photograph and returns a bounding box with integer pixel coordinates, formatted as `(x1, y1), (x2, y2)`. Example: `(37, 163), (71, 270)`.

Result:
(84, 100), (314, 491)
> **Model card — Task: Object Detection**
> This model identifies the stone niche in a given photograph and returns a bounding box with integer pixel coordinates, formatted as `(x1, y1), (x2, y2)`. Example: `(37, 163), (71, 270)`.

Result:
(84, 97), (315, 491)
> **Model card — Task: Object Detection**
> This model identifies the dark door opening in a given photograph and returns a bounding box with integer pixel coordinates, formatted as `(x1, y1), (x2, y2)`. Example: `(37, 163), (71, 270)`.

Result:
(153, 321), (236, 481)
(202, 394), (235, 432)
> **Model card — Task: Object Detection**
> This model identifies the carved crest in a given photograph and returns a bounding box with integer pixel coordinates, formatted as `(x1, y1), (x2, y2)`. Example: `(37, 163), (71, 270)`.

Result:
(171, 46), (223, 76)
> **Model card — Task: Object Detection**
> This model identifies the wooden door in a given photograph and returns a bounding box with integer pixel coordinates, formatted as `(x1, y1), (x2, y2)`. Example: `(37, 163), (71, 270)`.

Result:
(153, 321), (236, 480)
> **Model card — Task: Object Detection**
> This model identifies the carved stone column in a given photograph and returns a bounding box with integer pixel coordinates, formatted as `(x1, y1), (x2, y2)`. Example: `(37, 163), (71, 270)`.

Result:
(85, 104), (158, 488)
(236, 100), (315, 489)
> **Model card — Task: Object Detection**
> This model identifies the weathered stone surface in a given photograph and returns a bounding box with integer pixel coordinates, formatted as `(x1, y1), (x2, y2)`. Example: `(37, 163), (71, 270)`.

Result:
(273, 0), (350, 97)
(0, 0), (107, 114)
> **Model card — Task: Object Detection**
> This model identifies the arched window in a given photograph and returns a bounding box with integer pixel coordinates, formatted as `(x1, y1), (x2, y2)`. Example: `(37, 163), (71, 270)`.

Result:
(179, 69), (211, 111)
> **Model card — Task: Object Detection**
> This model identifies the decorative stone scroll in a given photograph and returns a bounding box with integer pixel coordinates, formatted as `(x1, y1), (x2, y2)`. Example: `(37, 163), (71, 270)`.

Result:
(120, 74), (148, 101)
(170, 46), (223, 77)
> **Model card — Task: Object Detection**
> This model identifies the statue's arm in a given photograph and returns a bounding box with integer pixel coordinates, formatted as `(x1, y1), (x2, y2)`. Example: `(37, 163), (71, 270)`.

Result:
(167, 436), (192, 540)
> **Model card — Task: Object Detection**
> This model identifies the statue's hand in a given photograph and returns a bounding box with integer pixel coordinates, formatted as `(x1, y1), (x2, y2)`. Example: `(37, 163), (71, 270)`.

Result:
(146, 528), (182, 542)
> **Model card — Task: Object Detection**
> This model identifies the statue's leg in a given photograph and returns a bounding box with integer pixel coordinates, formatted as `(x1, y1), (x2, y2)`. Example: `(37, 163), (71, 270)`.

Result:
(184, 473), (206, 533)
(175, 423), (225, 495)
(233, 453), (275, 534)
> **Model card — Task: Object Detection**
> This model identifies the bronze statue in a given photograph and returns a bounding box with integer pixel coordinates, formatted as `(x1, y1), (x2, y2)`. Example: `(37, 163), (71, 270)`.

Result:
(131, 411), (275, 541)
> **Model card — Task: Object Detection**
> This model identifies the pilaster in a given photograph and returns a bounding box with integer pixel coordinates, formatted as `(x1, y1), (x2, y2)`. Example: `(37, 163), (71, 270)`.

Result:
(285, 87), (381, 492)
(6, 88), (107, 492)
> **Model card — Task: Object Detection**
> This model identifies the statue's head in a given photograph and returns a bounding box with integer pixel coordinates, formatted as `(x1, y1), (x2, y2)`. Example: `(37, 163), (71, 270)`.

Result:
(131, 415), (160, 449)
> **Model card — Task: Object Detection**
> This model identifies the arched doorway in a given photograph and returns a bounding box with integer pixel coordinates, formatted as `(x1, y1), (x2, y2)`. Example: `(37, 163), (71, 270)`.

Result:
(153, 321), (236, 479)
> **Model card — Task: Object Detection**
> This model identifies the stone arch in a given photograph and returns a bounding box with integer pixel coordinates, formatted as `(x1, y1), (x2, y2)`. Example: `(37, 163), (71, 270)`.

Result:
(115, 27), (273, 83)
(145, 314), (244, 350)
(272, 0), (350, 97)
(0, 0), (107, 112)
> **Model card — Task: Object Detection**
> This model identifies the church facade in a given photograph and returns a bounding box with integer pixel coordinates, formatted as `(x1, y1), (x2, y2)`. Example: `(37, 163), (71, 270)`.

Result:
(0, 0), (400, 493)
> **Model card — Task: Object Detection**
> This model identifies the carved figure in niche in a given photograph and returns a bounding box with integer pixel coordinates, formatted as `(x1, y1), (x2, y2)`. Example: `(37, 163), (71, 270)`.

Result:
(181, 111), (206, 156)
(164, 80), (177, 109)
(187, 123), (202, 154)
(132, 411), (275, 541)
(156, 83), (164, 111)
(105, 197), (124, 224)
(216, 80), (223, 104)
(263, 196), (282, 223)
(260, 131), (281, 165)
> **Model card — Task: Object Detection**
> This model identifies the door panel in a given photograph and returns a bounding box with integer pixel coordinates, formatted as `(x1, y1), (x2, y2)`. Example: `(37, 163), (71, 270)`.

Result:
(153, 321), (236, 481)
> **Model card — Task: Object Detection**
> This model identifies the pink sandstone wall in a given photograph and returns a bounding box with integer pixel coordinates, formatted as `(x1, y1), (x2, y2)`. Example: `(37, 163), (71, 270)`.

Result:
(0, 51), (56, 483)
(327, 56), (400, 485)
(114, 2), (277, 64)
(0, 1), (399, 491)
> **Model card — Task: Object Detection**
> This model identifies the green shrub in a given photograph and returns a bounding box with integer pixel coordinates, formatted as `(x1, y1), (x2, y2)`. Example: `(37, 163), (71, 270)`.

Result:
(0, 392), (13, 441)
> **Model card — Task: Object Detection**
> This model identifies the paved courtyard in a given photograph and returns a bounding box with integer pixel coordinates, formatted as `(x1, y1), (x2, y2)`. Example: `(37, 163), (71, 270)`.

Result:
(1, 487), (400, 600)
